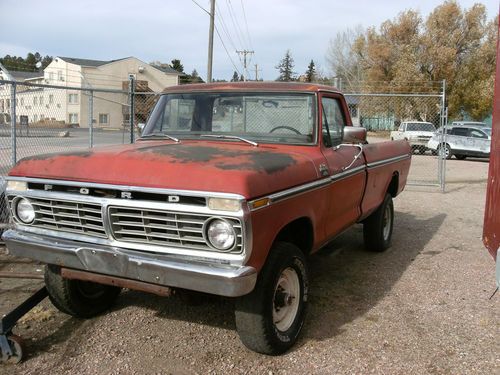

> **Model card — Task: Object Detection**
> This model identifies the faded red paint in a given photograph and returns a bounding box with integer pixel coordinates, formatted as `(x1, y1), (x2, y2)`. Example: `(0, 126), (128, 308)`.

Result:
(10, 141), (321, 199)
(483, 15), (500, 260)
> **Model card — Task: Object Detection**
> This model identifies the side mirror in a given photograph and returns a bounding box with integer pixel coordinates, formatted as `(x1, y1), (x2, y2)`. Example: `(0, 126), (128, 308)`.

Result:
(137, 123), (146, 134)
(343, 126), (367, 144)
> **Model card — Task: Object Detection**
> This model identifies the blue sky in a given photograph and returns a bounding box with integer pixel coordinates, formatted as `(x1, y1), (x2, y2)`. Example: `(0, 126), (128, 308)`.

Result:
(1, 0), (498, 82)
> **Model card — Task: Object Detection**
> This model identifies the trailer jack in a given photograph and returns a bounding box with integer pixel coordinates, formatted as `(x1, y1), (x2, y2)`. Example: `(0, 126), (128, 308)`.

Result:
(0, 287), (48, 364)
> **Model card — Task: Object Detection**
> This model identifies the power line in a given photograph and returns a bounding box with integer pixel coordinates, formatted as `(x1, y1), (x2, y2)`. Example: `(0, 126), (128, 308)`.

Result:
(215, 25), (241, 75)
(215, 2), (238, 52)
(190, 0), (210, 15)
(225, 0), (247, 50)
(240, 0), (253, 50)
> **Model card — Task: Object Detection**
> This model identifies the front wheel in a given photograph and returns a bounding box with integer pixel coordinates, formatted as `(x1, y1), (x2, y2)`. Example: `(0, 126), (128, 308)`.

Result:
(45, 265), (121, 318)
(363, 194), (394, 252)
(235, 242), (308, 355)
(438, 143), (452, 159)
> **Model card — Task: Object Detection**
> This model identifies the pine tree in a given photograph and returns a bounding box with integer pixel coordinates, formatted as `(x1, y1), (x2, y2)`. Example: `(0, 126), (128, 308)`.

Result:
(189, 69), (204, 83)
(275, 50), (296, 81)
(170, 59), (184, 73)
(305, 60), (316, 82)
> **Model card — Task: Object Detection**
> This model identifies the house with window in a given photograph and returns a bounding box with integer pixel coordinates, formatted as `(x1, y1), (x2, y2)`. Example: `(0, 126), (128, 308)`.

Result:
(0, 56), (181, 128)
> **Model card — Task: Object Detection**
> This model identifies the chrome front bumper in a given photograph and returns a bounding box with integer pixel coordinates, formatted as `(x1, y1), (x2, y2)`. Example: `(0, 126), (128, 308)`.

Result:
(2, 229), (257, 297)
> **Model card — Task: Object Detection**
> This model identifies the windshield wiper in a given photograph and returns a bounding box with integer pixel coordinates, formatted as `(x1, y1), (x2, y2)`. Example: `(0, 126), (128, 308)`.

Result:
(200, 134), (258, 146)
(140, 132), (180, 143)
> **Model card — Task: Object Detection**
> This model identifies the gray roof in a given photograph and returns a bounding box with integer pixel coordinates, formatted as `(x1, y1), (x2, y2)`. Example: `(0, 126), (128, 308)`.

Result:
(9, 70), (44, 80)
(58, 56), (181, 75)
(153, 65), (182, 75)
(58, 56), (125, 67)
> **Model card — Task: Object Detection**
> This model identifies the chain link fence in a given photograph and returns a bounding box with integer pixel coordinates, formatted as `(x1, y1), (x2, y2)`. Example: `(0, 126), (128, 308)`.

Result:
(344, 84), (447, 189)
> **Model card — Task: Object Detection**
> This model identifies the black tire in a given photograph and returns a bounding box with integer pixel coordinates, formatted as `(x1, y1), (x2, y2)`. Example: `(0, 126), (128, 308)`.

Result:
(44, 265), (121, 318)
(438, 143), (452, 159)
(363, 194), (394, 252)
(235, 242), (308, 355)
(455, 154), (467, 160)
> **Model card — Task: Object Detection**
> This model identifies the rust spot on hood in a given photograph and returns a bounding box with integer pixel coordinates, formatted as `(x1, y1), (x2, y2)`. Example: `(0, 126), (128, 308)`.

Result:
(134, 144), (296, 174)
(18, 150), (94, 163)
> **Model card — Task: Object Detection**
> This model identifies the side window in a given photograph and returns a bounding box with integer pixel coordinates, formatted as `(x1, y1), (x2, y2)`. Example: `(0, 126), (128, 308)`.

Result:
(469, 129), (487, 139)
(156, 98), (195, 131)
(321, 97), (345, 146)
(450, 127), (468, 137)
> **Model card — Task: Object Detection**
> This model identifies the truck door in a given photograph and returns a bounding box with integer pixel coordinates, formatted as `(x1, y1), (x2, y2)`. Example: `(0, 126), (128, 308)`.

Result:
(468, 128), (490, 155)
(319, 93), (367, 237)
(449, 127), (469, 153)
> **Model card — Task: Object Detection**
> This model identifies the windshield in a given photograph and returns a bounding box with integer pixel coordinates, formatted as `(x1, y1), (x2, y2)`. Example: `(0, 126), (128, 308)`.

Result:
(483, 128), (492, 136)
(406, 123), (435, 132)
(142, 92), (317, 144)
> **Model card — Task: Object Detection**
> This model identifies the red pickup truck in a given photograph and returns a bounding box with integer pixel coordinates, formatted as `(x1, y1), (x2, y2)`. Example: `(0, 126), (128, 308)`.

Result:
(2, 82), (411, 354)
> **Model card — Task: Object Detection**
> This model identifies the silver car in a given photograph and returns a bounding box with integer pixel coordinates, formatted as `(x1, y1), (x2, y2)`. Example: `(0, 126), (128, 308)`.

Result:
(427, 125), (491, 160)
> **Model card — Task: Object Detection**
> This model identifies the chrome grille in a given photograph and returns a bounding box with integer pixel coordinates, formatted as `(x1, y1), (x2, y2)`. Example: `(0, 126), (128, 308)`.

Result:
(109, 206), (243, 253)
(10, 196), (106, 238)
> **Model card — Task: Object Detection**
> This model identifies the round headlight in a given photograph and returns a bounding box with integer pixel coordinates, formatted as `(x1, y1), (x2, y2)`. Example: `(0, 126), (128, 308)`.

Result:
(16, 198), (35, 224)
(206, 219), (236, 250)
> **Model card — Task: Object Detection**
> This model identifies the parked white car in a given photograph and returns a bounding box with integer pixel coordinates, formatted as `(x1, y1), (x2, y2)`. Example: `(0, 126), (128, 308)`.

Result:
(427, 125), (491, 160)
(450, 121), (489, 127)
(390, 121), (436, 154)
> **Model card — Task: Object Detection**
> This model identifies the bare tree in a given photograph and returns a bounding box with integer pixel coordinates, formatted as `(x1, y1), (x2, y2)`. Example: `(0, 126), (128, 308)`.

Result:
(326, 25), (365, 91)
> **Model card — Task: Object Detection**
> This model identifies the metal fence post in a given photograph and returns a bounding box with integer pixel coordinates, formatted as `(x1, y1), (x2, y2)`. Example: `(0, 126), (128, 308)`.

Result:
(10, 82), (17, 167)
(440, 80), (447, 192)
(129, 75), (135, 144)
(88, 90), (94, 148)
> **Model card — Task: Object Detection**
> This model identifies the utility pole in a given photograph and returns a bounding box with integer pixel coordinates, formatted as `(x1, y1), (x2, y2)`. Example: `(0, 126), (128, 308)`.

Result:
(254, 64), (262, 81)
(236, 50), (254, 81)
(207, 0), (215, 83)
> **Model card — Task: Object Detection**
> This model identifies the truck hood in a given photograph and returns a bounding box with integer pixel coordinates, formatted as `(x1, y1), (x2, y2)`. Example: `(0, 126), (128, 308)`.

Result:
(9, 140), (320, 199)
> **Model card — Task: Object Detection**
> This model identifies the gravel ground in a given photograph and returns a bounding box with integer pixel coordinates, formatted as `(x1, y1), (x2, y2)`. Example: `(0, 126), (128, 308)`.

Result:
(0, 155), (498, 374)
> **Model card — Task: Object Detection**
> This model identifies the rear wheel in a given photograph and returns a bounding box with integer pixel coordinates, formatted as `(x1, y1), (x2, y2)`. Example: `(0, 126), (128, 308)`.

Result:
(363, 194), (394, 252)
(44, 265), (121, 318)
(438, 143), (452, 159)
(235, 242), (308, 355)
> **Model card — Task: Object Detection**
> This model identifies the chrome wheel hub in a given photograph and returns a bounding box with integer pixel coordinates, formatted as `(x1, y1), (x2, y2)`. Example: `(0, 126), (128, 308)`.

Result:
(382, 204), (392, 241)
(273, 267), (300, 332)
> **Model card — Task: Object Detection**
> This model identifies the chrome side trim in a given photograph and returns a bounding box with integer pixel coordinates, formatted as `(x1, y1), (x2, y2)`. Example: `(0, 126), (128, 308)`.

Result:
(330, 165), (366, 182)
(268, 178), (331, 203)
(5, 176), (245, 201)
(366, 154), (411, 169)
(248, 167), (365, 211)
(248, 154), (410, 211)
(2, 229), (257, 297)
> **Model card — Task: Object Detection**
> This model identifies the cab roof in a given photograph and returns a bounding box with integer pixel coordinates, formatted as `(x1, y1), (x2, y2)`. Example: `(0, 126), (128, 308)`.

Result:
(162, 81), (341, 94)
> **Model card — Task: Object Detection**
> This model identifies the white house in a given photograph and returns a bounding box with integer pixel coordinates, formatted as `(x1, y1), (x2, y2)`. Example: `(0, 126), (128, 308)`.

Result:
(0, 56), (181, 128)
